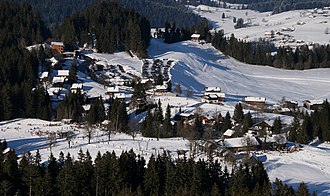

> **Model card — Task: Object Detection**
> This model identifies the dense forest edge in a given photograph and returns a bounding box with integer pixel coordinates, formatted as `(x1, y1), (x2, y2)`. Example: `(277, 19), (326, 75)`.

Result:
(223, 0), (330, 13)
(0, 142), (314, 195)
(52, 0), (151, 57)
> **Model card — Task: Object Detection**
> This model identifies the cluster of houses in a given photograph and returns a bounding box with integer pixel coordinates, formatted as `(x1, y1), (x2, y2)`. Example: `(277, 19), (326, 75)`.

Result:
(201, 86), (267, 106)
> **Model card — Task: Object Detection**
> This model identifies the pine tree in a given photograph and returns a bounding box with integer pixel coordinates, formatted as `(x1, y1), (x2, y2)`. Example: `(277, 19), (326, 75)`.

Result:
(243, 112), (253, 131)
(296, 182), (310, 196)
(272, 117), (282, 134)
(234, 103), (244, 123)
(222, 112), (232, 132)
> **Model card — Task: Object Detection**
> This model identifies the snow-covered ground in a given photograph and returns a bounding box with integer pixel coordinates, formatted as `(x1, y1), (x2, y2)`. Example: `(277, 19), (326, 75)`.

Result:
(265, 144), (330, 194)
(1, 118), (330, 194)
(148, 38), (330, 104)
(190, 5), (330, 47)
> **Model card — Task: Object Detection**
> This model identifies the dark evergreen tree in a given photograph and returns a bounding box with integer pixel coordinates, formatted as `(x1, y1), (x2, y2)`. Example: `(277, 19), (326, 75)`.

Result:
(234, 103), (244, 123)
(272, 117), (282, 134)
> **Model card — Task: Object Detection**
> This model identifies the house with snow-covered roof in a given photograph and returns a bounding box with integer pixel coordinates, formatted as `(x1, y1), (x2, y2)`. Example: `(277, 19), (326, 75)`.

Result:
(52, 76), (66, 87)
(106, 86), (120, 96)
(244, 96), (266, 105)
(202, 86), (225, 104)
(191, 34), (201, 42)
(56, 70), (70, 78)
(303, 99), (324, 110)
(51, 41), (64, 53)
(71, 83), (83, 93)
(223, 136), (259, 152)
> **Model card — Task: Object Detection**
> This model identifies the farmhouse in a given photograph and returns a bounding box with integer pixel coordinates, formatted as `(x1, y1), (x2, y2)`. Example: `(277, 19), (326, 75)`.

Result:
(201, 115), (214, 125)
(71, 83), (83, 93)
(202, 86), (225, 103)
(52, 77), (66, 87)
(191, 34), (201, 42)
(56, 70), (70, 78)
(303, 99), (324, 110)
(106, 86), (120, 97)
(155, 85), (167, 93)
(51, 41), (64, 54)
(223, 136), (259, 152)
(244, 96), (266, 105)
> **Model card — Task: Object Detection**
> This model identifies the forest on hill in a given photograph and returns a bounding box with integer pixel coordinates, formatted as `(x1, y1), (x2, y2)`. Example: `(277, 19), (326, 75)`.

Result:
(224, 0), (330, 13)
(16, 0), (202, 29)
(52, 0), (151, 57)
(0, 1), (52, 121)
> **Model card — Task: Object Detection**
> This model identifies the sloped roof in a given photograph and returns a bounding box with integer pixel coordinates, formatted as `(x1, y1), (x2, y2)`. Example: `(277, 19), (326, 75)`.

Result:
(224, 136), (259, 148)
(223, 129), (235, 137)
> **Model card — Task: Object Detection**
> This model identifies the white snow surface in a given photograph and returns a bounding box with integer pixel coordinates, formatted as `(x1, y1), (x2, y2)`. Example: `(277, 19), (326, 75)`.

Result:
(148, 38), (330, 103)
(190, 5), (330, 47)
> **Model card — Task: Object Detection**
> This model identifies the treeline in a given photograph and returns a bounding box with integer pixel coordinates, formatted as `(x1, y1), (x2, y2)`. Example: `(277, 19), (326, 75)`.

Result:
(212, 31), (274, 66)
(18, 0), (203, 29)
(160, 19), (211, 43)
(119, 0), (202, 28)
(0, 1), (51, 121)
(290, 101), (330, 144)
(0, 149), (313, 195)
(224, 0), (330, 13)
(212, 31), (330, 69)
(53, 0), (150, 57)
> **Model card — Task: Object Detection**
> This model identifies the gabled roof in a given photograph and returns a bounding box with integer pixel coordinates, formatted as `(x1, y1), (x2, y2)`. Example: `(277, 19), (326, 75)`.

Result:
(223, 129), (235, 137)
(40, 71), (49, 79)
(114, 93), (126, 99)
(245, 96), (266, 102)
(224, 136), (259, 148)
(51, 41), (64, 46)
(304, 99), (324, 105)
(106, 86), (120, 93)
(56, 70), (69, 77)
(205, 87), (221, 92)
(191, 34), (201, 38)
(52, 76), (65, 84)
(155, 85), (167, 90)
(71, 83), (83, 89)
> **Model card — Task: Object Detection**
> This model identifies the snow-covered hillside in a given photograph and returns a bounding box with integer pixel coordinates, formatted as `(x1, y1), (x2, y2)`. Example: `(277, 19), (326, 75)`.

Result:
(190, 5), (330, 47)
(148, 38), (330, 104)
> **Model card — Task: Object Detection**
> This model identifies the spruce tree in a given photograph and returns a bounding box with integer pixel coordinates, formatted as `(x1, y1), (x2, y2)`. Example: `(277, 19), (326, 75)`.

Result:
(234, 103), (244, 123)
(272, 117), (282, 134)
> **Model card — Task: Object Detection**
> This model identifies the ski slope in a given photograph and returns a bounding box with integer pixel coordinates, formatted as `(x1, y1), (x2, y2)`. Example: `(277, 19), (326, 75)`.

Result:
(148, 38), (330, 104)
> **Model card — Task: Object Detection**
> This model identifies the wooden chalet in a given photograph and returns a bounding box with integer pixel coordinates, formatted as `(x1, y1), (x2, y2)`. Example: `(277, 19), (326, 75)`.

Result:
(71, 83), (83, 93)
(244, 96), (266, 105)
(202, 86), (225, 104)
(252, 120), (273, 132)
(155, 85), (167, 93)
(303, 99), (324, 110)
(52, 76), (66, 87)
(106, 86), (120, 97)
(51, 41), (64, 53)
(191, 34), (201, 42)
(223, 136), (259, 152)
(201, 115), (214, 125)
(257, 134), (287, 151)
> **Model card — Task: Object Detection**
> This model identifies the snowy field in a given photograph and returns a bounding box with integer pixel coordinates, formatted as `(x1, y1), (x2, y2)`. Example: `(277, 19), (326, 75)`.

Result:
(190, 5), (330, 47)
(1, 118), (330, 194)
(148, 38), (330, 104)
